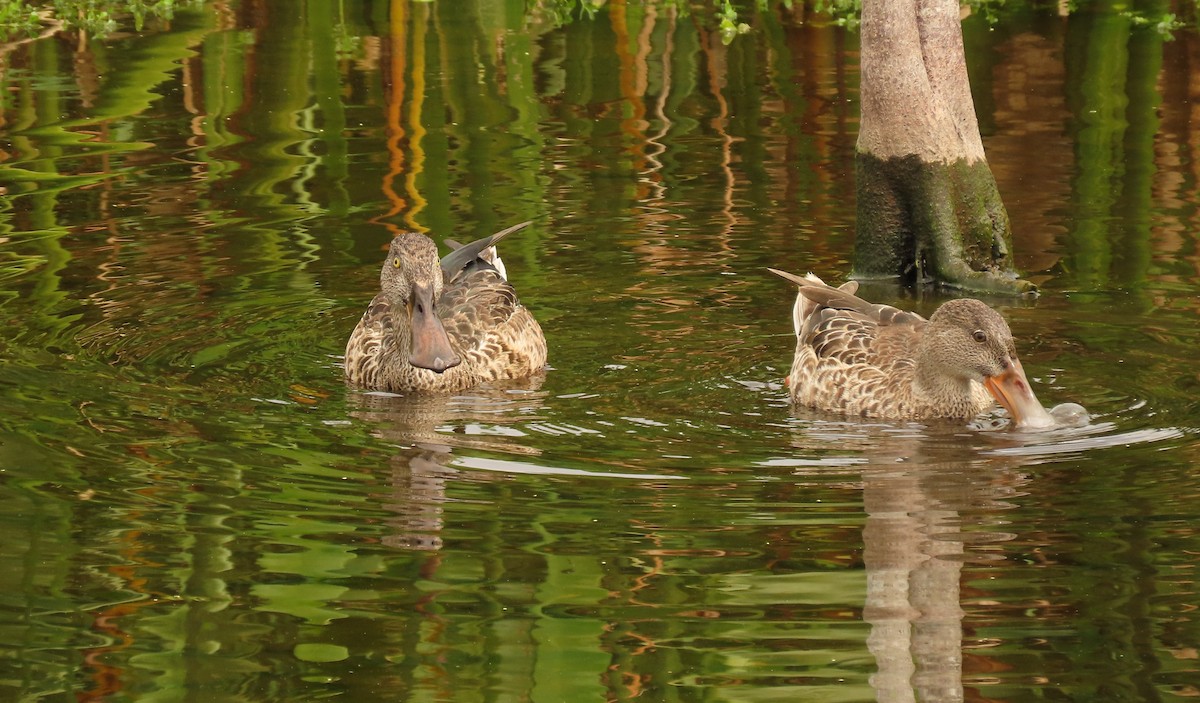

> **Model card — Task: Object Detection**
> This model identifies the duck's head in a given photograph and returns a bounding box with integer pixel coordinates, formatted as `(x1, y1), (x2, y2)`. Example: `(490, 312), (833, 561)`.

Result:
(381, 233), (461, 373)
(921, 299), (1053, 428)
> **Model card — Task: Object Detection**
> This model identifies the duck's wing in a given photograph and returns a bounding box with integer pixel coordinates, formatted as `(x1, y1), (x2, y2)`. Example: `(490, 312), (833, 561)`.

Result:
(344, 293), (399, 388)
(769, 268), (926, 371)
(446, 238), (507, 281)
(440, 221), (531, 283)
(437, 265), (528, 356)
(768, 268), (925, 326)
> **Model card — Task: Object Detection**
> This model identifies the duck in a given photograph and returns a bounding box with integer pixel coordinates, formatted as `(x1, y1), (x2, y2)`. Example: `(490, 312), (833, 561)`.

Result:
(344, 221), (547, 393)
(769, 268), (1054, 427)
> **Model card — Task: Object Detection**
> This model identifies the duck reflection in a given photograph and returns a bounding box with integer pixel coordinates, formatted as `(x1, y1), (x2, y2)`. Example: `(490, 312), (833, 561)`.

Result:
(346, 375), (547, 551)
(790, 417), (1032, 703)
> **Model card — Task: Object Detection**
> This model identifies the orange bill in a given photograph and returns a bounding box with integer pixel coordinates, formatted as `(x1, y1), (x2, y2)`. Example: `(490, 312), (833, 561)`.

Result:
(408, 283), (461, 373)
(983, 357), (1055, 429)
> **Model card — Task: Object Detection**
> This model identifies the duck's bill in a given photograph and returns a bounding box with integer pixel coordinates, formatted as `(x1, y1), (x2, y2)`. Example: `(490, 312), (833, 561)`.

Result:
(983, 358), (1055, 429)
(408, 284), (461, 373)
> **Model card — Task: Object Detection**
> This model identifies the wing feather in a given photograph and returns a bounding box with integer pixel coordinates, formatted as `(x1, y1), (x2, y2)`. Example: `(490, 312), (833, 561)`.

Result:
(440, 221), (531, 283)
(439, 267), (521, 353)
(771, 267), (927, 383)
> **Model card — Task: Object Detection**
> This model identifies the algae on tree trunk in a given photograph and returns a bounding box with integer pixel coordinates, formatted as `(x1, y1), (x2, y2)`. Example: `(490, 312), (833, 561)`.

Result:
(855, 0), (1034, 294)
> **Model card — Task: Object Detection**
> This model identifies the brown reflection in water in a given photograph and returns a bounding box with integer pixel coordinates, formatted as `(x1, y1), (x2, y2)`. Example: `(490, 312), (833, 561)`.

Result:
(985, 30), (1072, 278)
(339, 380), (548, 700)
(621, 16), (860, 271)
(1156, 33), (1200, 283)
(792, 421), (1030, 702)
(0, 17), (66, 131)
(75, 464), (192, 703)
(609, 16), (861, 382)
(982, 15), (1200, 291)
(781, 21), (859, 249)
(376, 0), (430, 232)
(347, 377), (546, 551)
(609, 0), (655, 194)
(864, 466), (968, 703)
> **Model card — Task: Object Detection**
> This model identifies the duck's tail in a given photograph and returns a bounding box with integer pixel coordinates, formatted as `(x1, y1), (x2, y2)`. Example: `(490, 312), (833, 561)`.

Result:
(482, 246), (508, 280)
(768, 269), (859, 338)
(442, 221), (530, 282)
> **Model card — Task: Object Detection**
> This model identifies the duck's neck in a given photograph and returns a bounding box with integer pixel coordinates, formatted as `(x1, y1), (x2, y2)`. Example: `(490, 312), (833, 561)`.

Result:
(913, 358), (976, 409)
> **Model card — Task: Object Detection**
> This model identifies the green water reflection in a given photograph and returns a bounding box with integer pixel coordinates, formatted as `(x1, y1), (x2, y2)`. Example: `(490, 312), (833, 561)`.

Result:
(1, 1), (1199, 701)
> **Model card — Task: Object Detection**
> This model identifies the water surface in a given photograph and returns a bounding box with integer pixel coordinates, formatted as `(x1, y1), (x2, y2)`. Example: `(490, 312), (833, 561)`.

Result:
(1, 1), (1199, 701)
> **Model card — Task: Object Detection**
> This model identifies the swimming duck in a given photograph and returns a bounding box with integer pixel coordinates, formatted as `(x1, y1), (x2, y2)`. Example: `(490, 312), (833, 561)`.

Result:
(769, 269), (1054, 427)
(344, 222), (547, 393)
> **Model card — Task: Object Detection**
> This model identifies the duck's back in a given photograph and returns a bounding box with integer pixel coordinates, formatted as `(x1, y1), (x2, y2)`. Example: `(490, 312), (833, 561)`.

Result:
(789, 301), (928, 417)
(439, 262), (547, 386)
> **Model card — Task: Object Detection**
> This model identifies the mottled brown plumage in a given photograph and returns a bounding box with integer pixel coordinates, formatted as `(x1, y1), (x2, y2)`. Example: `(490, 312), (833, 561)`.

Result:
(345, 222), (547, 394)
(770, 269), (1053, 427)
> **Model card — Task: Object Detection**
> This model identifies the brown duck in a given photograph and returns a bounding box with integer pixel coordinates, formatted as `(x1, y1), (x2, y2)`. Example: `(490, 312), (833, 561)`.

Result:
(770, 269), (1054, 427)
(344, 222), (547, 393)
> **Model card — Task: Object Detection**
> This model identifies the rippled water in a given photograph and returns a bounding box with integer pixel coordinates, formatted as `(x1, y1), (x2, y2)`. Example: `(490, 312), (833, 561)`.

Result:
(2, 1), (1199, 701)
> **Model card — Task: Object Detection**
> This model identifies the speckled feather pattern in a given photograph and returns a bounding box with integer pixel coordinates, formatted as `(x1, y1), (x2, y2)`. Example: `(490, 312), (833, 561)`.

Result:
(779, 272), (999, 420)
(344, 232), (547, 394)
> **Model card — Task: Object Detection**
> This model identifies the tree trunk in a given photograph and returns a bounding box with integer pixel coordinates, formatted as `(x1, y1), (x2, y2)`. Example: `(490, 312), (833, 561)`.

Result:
(855, 0), (1035, 294)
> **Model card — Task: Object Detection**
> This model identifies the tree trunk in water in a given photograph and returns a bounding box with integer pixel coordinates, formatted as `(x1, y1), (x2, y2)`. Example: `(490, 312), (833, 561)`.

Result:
(855, 0), (1035, 294)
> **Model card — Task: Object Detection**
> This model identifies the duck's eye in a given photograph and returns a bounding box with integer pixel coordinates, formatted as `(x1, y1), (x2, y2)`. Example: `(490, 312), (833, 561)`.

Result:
(972, 329), (987, 343)
(392, 258), (401, 269)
